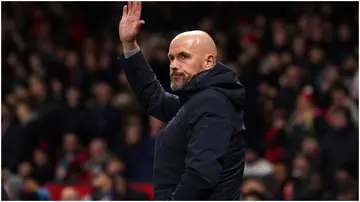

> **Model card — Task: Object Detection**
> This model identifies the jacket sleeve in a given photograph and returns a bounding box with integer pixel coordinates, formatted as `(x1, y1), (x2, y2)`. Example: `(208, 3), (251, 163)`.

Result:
(170, 94), (233, 200)
(118, 51), (182, 123)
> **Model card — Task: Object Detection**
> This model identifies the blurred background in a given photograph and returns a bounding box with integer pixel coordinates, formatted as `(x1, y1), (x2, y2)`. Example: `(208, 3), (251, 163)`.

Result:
(1, 1), (359, 201)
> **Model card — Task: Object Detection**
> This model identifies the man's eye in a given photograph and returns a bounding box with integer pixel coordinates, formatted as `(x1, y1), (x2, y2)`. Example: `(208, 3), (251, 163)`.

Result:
(180, 55), (187, 60)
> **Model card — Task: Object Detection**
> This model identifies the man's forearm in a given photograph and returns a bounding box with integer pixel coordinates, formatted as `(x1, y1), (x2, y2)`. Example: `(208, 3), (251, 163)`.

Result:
(118, 51), (181, 123)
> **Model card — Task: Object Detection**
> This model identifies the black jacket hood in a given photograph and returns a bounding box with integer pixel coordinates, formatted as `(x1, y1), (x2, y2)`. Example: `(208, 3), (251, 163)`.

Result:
(177, 61), (245, 108)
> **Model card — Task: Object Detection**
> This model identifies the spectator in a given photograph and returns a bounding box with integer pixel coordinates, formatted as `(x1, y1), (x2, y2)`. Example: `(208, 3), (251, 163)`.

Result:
(60, 187), (80, 201)
(121, 114), (154, 181)
(19, 177), (51, 200)
(241, 178), (267, 200)
(56, 133), (88, 183)
(244, 149), (274, 178)
(265, 112), (287, 163)
(106, 156), (126, 177)
(319, 106), (359, 192)
(328, 84), (358, 126)
(336, 178), (358, 200)
(31, 149), (53, 185)
(84, 138), (111, 176)
(85, 173), (115, 200)
(2, 168), (22, 200)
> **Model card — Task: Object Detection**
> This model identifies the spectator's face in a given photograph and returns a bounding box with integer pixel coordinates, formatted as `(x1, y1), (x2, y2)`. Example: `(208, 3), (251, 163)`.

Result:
(254, 15), (266, 28)
(84, 54), (96, 70)
(338, 24), (351, 41)
(267, 52), (280, 70)
(29, 54), (42, 71)
(344, 56), (357, 72)
(90, 140), (105, 157)
(15, 104), (30, 120)
(51, 79), (63, 93)
(63, 133), (78, 152)
(331, 89), (347, 105)
(292, 37), (305, 56)
(274, 163), (287, 183)
(296, 95), (311, 110)
(301, 138), (318, 156)
(14, 85), (29, 100)
(94, 83), (111, 105)
(7, 53), (18, 67)
(18, 162), (32, 177)
(292, 155), (309, 178)
(311, 27), (324, 42)
(125, 116), (142, 145)
(245, 149), (257, 162)
(324, 66), (339, 82)
(241, 179), (266, 196)
(23, 178), (38, 192)
(285, 66), (301, 87)
(331, 111), (347, 129)
(33, 149), (48, 166)
(6, 93), (17, 107)
(297, 15), (308, 31)
(336, 169), (350, 181)
(273, 30), (286, 47)
(66, 52), (78, 69)
(29, 79), (45, 97)
(60, 187), (80, 201)
(66, 88), (80, 106)
(309, 47), (324, 63)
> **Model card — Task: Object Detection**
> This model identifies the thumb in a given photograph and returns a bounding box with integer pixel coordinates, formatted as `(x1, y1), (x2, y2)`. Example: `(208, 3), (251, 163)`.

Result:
(137, 20), (145, 28)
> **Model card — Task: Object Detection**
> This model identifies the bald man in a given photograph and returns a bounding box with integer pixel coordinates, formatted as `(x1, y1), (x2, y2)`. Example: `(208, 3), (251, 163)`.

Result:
(118, 2), (246, 200)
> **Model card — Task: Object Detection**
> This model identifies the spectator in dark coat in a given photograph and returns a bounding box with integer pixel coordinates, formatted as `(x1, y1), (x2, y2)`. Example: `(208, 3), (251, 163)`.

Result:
(319, 106), (358, 192)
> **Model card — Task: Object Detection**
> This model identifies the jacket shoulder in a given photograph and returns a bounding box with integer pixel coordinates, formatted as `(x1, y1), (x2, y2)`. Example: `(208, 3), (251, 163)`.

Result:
(187, 89), (232, 111)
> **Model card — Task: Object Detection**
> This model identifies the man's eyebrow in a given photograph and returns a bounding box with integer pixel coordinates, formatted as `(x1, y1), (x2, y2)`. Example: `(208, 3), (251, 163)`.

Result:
(168, 51), (191, 57)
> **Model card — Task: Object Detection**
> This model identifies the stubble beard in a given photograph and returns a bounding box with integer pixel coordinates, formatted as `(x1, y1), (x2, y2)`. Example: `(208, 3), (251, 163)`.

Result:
(170, 80), (184, 92)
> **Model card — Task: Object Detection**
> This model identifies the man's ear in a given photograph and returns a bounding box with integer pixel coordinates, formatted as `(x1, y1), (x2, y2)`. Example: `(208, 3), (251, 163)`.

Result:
(205, 54), (215, 69)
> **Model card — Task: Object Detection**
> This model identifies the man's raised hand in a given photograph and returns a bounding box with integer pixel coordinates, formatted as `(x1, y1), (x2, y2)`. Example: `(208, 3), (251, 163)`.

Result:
(119, 1), (145, 51)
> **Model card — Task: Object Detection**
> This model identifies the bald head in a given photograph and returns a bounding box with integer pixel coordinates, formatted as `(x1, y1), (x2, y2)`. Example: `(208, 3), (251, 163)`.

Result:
(168, 30), (217, 91)
(171, 30), (217, 60)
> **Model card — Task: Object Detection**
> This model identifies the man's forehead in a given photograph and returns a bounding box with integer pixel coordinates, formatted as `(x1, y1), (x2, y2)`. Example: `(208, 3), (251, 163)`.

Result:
(168, 37), (199, 55)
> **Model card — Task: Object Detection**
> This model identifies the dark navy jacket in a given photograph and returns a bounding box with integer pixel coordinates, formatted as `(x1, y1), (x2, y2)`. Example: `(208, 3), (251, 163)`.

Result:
(119, 51), (246, 200)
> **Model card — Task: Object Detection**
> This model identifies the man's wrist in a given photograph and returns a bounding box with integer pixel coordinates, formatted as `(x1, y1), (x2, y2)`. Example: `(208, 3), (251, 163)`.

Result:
(122, 41), (139, 52)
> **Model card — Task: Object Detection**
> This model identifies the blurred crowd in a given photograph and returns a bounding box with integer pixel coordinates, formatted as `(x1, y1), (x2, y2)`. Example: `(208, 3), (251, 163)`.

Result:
(1, 1), (359, 201)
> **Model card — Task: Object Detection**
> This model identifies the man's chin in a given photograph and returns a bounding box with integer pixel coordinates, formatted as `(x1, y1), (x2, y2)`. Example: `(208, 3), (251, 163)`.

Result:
(170, 82), (184, 92)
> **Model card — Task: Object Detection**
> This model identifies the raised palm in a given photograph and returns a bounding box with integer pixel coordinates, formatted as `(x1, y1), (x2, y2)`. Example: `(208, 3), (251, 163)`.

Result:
(119, 1), (145, 43)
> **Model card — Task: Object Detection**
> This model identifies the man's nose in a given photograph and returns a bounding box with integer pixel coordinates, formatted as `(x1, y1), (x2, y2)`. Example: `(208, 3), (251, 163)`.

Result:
(170, 61), (177, 70)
